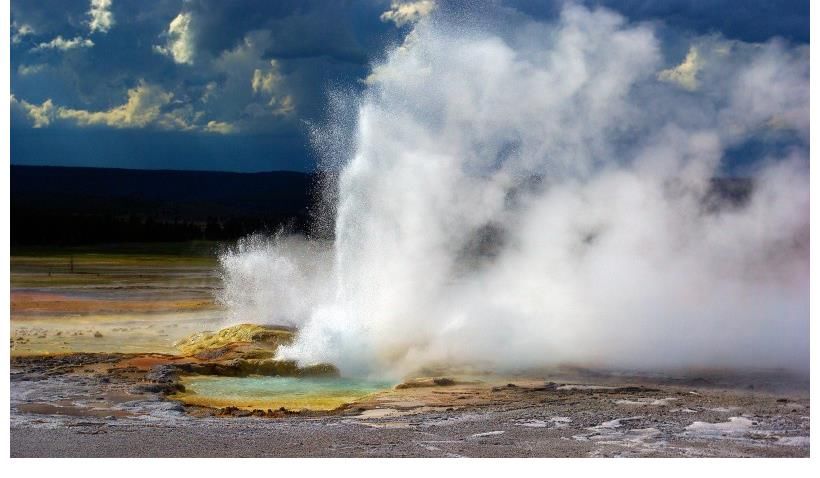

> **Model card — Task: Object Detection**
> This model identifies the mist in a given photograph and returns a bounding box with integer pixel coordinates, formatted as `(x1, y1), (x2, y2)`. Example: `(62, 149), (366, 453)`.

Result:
(218, 4), (808, 378)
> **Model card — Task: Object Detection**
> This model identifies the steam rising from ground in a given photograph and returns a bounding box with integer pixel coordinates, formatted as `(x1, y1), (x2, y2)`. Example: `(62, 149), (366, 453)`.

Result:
(219, 5), (808, 377)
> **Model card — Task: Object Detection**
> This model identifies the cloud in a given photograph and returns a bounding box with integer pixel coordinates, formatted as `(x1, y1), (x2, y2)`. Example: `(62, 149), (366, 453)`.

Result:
(658, 46), (702, 90)
(31, 36), (94, 52)
(12, 22), (34, 44)
(154, 12), (196, 65)
(251, 60), (283, 95)
(8, 0), (809, 173)
(57, 82), (173, 128)
(204, 120), (237, 134)
(204, 30), (297, 124)
(380, 0), (436, 27)
(14, 82), (241, 134)
(583, 0), (808, 44)
(88, 0), (115, 34)
(10, 0), (402, 149)
(200, 82), (218, 103)
(251, 59), (296, 116)
(156, 104), (200, 132)
(11, 96), (56, 127)
(273, 95), (295, 116)
(17, 64), (47, 76)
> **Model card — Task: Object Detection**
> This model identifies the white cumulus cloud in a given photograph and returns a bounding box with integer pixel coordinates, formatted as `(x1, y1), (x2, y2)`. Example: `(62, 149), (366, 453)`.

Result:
(57, 82), (174, 128)
(154, 12), (196, 65)
(17, 64), (47, 76)
(251, 60), (283, 95)
(204, 120), (237, 134)
(250, 59), (295, 116)
(11, 96), (56, 127)
(31, 36), (94, 52)
(13, 82), (239, 134)
(380, 0), (435, 27)
(88, 0), (115, 34)
(12, 22), (34, 44)
(658, 46), (702, 90)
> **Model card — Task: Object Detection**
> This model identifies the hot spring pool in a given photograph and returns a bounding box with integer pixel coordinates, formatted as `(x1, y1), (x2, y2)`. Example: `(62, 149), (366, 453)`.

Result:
(175, 375), (393, 411)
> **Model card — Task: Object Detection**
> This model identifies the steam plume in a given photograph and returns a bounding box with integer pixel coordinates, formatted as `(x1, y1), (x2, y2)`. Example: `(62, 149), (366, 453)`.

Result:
(221, 4), (808, 377)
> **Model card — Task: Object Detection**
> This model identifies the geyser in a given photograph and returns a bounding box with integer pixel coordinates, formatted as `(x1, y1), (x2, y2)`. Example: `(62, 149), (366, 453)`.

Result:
(220, 4), (808, 378)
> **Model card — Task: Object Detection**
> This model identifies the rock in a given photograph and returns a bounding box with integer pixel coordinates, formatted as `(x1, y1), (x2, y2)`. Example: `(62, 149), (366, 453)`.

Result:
(173, 323), (294, 356)
(156, 358), (339, 380)
(194, 346), (275, 361)
(218, 359), (338, 378)
(396, 377), (457, 389)
(94, 331), (103, 338)
(164, 402), (186, 412)
(609, 386), (659, 393)
(131, 382), (186, 395)
(299, 363), (341, 378)
(145, 364), (180, 383)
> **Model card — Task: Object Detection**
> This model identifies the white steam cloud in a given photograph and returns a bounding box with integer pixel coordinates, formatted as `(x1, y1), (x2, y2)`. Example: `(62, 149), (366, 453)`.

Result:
(217, 234), (334, 328)
(219, 5), (808, 378)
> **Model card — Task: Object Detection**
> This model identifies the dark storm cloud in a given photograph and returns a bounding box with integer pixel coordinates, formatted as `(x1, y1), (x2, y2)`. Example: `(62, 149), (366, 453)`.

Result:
(9, 0), (809, 171)
(183, 0), (388, 64)
(11, 0), (397, 119)
(504, 0), (809, 43)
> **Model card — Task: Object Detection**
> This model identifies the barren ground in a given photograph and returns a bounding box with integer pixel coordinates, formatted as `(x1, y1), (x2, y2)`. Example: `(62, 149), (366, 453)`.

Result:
(9, 248), (810, 458)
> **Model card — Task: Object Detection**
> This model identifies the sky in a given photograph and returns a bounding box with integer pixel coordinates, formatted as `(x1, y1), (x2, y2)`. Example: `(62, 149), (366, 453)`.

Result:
(9, 0), (810, 172)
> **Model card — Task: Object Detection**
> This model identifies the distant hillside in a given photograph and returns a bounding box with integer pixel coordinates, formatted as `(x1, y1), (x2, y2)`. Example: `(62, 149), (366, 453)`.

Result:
(11, 166), (317, 246)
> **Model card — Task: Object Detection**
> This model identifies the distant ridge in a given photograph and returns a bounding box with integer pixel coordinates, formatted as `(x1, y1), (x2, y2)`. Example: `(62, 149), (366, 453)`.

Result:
(11, 165), (316, 246)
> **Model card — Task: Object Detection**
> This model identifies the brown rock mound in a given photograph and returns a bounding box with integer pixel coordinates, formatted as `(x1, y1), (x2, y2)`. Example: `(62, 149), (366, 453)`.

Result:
(173, 323), (294, 358)
(168, 324), (339, 379)
(395, 377), (457, 389)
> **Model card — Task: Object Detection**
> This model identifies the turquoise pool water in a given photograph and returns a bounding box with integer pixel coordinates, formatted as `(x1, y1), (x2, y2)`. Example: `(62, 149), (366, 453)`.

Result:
(177, 375), (394, 410)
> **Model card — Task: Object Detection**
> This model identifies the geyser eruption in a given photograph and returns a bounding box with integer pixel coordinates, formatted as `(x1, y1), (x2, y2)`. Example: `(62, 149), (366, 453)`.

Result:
(217, 234), (334, 328)
(220, 4), (808, 377)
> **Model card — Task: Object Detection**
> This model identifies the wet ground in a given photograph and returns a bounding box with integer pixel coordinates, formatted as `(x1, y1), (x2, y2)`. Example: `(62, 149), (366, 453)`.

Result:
(10, 351), (810, 457)
(9, 245), (811, 457)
